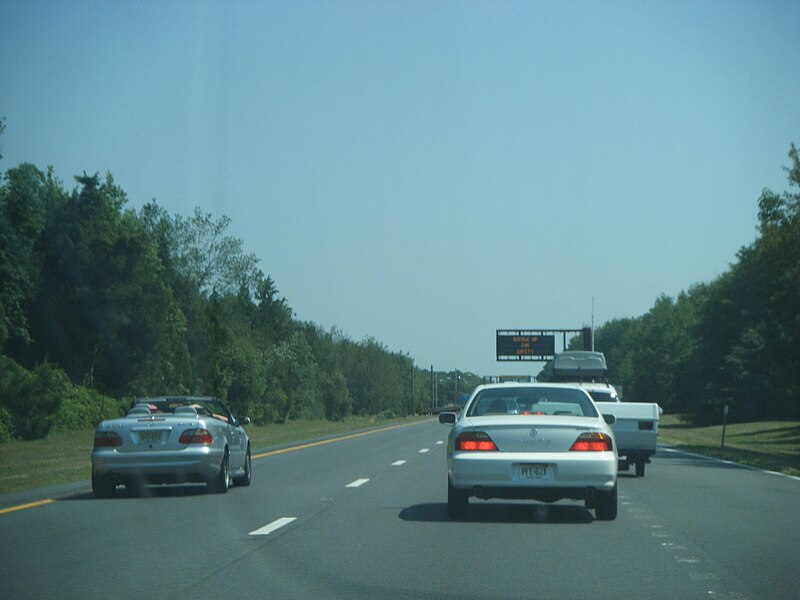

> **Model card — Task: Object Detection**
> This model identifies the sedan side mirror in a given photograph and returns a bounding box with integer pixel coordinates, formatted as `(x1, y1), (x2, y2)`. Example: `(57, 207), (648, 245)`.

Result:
(438, 412), (457, 424)
(603, 414), (616, 425)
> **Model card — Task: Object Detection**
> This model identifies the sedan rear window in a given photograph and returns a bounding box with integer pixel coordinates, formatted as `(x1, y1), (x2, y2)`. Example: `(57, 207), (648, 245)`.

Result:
(467, 387), (598, 418)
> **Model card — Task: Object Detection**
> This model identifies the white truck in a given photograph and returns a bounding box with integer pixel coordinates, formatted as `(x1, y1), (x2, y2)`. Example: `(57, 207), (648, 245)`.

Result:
(552, 351), (660, 477)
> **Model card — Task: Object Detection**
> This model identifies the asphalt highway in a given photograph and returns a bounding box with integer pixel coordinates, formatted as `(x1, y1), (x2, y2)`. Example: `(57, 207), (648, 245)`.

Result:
(1, 419), (798, 600)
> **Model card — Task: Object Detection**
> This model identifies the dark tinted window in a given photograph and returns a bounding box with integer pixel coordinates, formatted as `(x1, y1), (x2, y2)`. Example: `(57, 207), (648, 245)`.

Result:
(467, 387), (598, 418)
(588, 390), (618, 403)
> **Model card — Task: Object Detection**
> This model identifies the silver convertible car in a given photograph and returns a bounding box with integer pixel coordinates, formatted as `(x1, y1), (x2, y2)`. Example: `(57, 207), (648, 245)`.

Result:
(439, 383), (618, 520)
(91, 396), (251, 497)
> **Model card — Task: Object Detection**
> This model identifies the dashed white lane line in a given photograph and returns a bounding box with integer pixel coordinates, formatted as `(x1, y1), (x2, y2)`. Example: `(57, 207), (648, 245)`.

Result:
(249, 517), (297, 536)
(250, 441), (438, 536)
(436, 441), (444, 445)
(622, 499), (748, 600)
(247, 439), (438, 540)
(346, 478), (370, 488)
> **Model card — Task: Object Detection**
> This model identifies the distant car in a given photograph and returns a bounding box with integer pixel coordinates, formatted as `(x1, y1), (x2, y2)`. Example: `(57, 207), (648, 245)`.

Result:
(91, 396), (251, 498)
(438, 383), (618, 520)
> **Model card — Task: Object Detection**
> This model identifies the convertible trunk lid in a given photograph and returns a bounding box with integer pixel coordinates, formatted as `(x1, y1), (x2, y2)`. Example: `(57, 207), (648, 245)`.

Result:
(98, 415), (208, 453)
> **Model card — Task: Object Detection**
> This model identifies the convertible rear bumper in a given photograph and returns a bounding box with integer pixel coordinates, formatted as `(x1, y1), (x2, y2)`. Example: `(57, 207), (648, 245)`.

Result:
(92, 446), (224, 483)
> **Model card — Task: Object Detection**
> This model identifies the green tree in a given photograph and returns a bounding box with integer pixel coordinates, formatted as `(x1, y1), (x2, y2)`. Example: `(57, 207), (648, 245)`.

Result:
(170, 207), (260, 297)
(625, 293), (698, 412)
(692, 144), (800, 421)
(0, 164), (63, 354)
(27, 173), (189, 395)
(0, 356), (66, 439)
(265, 332), (321, 423)
(593, 317), (639, 397)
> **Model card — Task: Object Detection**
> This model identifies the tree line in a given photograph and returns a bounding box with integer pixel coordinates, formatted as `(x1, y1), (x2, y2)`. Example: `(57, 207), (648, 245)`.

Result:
(556, 145), (799, 424)
(2, 119), (796, 438)
(0, 122), (480, 441)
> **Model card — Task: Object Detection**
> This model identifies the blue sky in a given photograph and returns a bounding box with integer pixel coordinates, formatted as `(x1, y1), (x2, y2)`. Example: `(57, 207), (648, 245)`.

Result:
(1, 1), (798, 376)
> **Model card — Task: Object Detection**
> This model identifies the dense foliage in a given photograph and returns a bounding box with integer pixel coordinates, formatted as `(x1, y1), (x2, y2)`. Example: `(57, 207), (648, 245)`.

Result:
(1, 125), (796, 437)
(0, 144), (480, 440)
(582, 145), (799, 424)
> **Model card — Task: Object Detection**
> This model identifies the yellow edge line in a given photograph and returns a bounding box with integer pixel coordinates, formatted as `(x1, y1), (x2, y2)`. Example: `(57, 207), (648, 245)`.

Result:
(252, 419), (429, 459)
(0, 419), (432, 515)
(0, 498), (56, 515)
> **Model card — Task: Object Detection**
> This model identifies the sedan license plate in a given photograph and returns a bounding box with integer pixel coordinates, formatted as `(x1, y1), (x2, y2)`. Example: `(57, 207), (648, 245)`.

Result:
(520, 464), (550, 480)
(137, 430), (163, 444)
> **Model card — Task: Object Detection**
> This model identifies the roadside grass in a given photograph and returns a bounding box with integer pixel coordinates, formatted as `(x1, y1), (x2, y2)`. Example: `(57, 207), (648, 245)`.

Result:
(4, 414), (797, 495)
(658, 414), (800, 477)
(0, 415), (429, 495)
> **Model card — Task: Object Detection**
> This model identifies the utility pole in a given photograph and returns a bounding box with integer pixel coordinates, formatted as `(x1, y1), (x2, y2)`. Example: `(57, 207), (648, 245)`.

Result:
(411, 361), (415, 416)
(430, 366), (434, 408)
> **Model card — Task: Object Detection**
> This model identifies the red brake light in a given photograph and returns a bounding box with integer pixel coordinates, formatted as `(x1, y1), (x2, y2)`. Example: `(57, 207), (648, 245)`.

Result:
(94, 431), (122, 448)
(179, 429), (213, 445)
(456, 431), (498, 451)
(570, 432), (612, 452)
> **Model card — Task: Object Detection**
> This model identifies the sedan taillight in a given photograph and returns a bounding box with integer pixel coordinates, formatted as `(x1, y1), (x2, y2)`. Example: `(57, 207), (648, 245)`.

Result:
(179, 429), (213, 445)
(94, 431), (123, 448)
(570, 432), (613, 452)
(455, 431), (498, 451)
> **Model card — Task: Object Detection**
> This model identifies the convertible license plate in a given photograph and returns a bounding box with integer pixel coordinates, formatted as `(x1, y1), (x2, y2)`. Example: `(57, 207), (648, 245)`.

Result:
(137, 430), (163, 444)
(520, 464), (551, 480)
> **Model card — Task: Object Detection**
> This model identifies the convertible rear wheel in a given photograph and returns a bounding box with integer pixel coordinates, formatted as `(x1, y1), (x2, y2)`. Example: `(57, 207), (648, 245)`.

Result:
(233, 445), (252, 487)
(208, 449), (230, 494)
(447, 478), (469, 519)
(92, 473), (116, 499)
(594, 483), (618, 521)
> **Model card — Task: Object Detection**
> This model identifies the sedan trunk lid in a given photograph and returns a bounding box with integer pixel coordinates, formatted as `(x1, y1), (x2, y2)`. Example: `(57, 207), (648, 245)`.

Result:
(462, 416), (601, 452)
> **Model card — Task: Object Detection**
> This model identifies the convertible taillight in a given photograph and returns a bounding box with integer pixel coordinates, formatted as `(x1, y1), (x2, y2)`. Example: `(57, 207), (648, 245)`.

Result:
(570, 432), (613, 452)
(179, 429), (213, 445)
(93, 431), (123, 448)
(456, 431), (498, 451)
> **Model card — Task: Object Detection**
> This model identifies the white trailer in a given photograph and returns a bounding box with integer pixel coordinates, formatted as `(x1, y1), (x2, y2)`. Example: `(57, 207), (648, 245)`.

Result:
(552, 351), (660, 477)
(594, 400), (660, 477)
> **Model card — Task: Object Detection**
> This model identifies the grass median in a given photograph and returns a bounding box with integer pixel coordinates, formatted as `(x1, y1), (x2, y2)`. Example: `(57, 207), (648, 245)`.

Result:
(0, 415), (430, 495)
(3, 414), (797, 495)
(658, 414), (799, 477)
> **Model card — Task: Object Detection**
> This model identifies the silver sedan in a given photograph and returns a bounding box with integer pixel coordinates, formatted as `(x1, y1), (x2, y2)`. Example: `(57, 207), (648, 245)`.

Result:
(439, 383), (618, 520)
(91, 396), (251, 497)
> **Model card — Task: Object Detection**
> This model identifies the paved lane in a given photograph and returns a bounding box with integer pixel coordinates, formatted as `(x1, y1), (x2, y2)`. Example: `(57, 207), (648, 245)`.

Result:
(1, 420), (797, 599)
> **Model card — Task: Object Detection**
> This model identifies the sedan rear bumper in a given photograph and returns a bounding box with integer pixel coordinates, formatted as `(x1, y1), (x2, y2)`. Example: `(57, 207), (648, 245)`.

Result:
(448, 450), (617, 498)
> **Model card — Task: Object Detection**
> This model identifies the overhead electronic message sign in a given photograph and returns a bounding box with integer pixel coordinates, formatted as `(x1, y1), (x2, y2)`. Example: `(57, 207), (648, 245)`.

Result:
(496, 331), (556, 361)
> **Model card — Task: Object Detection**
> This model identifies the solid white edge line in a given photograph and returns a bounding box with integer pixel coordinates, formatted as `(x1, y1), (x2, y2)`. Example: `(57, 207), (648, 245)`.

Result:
(249, 517), (297, 536)
(346, 478), (370, 488)
(659, 446), (800, 482)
